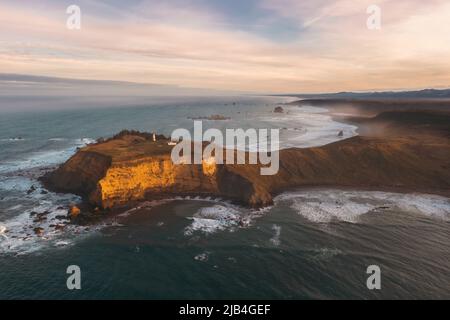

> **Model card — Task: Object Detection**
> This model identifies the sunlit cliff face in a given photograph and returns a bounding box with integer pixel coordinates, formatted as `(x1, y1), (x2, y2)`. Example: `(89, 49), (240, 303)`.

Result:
(202, 157), (217, 177)
(1, 0), (450, 93)
(93, 157), (220, 209)
(96, 160), (178, 208)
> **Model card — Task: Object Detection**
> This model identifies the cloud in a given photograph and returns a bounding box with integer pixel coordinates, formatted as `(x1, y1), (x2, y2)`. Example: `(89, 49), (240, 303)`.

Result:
(0, 72), (241, 94)
(0, 0), (449, 93)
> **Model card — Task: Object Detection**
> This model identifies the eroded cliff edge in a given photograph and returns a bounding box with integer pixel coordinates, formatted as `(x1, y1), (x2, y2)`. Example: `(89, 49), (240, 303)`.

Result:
(42, 111), (450, 209)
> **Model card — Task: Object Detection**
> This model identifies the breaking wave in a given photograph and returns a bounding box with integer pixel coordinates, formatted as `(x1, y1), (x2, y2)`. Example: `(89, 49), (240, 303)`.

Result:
(0, 138), (96, 174)
(275, 189), (450, 223)
(256, 105), (358, 149)
(182, 198), (267, 236)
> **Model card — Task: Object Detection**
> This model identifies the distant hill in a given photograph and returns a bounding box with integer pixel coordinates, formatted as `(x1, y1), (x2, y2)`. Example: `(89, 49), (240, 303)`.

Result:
(280, 88), (450, 100)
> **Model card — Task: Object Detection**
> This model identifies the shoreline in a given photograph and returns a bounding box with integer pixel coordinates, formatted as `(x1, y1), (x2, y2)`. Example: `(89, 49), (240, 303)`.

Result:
(33, 98), (450, 223)
(42, 118), (450, 213)
(2, 99), (450, 254)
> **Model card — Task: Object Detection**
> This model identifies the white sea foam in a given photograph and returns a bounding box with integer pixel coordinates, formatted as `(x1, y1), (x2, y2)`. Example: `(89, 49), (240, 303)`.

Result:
(275, 190), (450, 223)
(0, 196), (252, 254)
(117, 199), (174, 218)
(183, 199), (266, 236)
(119, 196), (264, 237)
(256, 105), (358, 149)
(0, 137), (100, 254)
(0, 176), (35, 192)
(0, 211), (102, 255)
(194, 251), (210, 262)
(184, 205), (241, 236)
(6, 204), (23, 211)
(0, 138), (95, 174)
(207, 104), (357, 152)
(0, 138), (26, 142)
(0, 202), (68, 253)
(0, 187), (110, 255)
(54, 241), (71, 247)
(48, 138), (68, 141)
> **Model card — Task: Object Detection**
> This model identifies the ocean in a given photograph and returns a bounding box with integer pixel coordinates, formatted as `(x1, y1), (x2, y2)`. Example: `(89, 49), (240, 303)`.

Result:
(0, 95), (449, 299)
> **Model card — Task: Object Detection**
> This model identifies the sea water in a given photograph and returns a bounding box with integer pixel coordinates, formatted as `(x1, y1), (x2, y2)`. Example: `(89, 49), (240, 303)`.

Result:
(0, 96), (449, 299)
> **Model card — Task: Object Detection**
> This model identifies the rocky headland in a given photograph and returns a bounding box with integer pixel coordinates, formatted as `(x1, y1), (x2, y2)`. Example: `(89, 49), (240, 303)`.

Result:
(41, 106), (450, 213)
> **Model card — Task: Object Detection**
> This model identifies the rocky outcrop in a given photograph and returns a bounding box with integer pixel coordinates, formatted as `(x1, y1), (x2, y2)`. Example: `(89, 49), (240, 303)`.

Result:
(42, 135), (222, 208)
(33, 227), (44, 236)
(274, 106), (284, 113)
(68, 206), (81, 219)
(42, 111), (450, 210)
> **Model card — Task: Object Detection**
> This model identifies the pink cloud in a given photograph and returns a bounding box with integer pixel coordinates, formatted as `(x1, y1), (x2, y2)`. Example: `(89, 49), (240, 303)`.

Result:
(0, 0), (449, 93)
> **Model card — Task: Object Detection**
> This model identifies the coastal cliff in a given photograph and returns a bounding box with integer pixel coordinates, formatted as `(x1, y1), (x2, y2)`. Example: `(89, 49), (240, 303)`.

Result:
(43, 133), (266, 208)
(42, 111), (450, 209)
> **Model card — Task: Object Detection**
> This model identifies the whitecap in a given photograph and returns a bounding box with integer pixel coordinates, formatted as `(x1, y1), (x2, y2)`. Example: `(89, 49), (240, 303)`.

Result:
(183, 198), (265, 236)
(54, 241), (70, 247)
(311, 247), (342, 260)
(184, 205), (242, 236)
(0, 176), (35, 192)
(117, 199), (173, 218)
(0, 190), (87, 254)
(0, 137), (94, 174)
(6, 204), (23, 211)
(194, 251), (210, 262)
(255, 105), (359, 150)
(0, 138), (25, 142)
(275, 190), (450, 223)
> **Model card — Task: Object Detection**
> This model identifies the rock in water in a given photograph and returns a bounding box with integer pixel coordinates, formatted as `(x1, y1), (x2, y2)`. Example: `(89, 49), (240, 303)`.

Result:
(33, 227), (44, 236)
(68, 206), (81, 219)
(338, 130), (344, 137)
(54, 224), (66, 231)
(27, 185), (37, 194)
(274, 106), (284, 113)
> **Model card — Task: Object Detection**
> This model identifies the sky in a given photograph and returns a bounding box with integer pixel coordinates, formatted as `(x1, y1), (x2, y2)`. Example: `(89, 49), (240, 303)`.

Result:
(1, 0), (450, 94)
